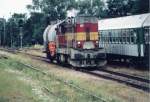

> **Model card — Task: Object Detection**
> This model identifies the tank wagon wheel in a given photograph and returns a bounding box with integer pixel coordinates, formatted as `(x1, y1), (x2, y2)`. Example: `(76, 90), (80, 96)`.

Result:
(56, 54), (69, 66)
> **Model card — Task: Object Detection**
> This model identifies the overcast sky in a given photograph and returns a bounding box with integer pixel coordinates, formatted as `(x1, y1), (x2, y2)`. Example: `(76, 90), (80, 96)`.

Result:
(0, 0), (32, 19)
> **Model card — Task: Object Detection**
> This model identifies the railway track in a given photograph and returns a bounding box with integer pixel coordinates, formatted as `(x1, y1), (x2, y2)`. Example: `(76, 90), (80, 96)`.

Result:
(0, 57), (107, 102)
(1, 48), (150, 92)
(80, 69), (150, 92)
(99, 68), (150, 83)
(24, 52), (150, 92)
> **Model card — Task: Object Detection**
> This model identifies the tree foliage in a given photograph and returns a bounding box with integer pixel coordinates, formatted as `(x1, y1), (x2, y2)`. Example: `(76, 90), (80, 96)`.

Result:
(0, 0), (149, 47)
(107, 0), (149, 17)
(77, 0), (107, 18)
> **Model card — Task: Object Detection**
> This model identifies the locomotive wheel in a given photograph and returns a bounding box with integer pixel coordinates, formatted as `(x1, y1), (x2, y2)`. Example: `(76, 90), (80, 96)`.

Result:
(67, 56), (70, 64)
(60, 54), (65, 63)
(56, 54), (60, 64)
(46, 52), (54, 62)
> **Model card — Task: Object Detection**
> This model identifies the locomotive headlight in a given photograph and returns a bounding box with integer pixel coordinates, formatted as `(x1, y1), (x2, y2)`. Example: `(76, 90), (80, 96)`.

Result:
(77, 41), (81, 48)
(77, 41), (81, 44)
(95, 41), (99, 48)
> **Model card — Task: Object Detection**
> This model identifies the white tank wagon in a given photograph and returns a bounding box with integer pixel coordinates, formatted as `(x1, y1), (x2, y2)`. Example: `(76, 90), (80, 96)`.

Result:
(98, 13), (150, 67)
(43, 25), (56, 50)
(43, 21), (65, 58)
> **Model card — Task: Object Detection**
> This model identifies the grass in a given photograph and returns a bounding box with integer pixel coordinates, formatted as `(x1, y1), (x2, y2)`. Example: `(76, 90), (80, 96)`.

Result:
(0, 50), (149, 102)
(0, 63), (36, 102)
(0, 58), (110, 102)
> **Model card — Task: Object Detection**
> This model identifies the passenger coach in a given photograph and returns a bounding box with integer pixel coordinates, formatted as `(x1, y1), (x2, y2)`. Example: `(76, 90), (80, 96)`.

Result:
(98, 13), (150, 67)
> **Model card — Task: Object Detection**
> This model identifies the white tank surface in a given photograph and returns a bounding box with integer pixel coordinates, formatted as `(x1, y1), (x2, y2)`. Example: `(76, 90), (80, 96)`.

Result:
(43, 25), (55, 50)
(43, 25), (56, 43)
(43, 20), (66, 50)
(43, 20), (66, 43)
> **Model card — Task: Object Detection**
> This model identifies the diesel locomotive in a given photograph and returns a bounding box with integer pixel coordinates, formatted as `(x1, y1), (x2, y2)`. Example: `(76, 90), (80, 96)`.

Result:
(43, 16), (107, 68)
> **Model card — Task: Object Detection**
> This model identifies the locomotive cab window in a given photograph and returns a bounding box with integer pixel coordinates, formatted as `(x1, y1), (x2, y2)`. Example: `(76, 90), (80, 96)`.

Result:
(100, 31), (104, 43)
(76, 16), (98, 24)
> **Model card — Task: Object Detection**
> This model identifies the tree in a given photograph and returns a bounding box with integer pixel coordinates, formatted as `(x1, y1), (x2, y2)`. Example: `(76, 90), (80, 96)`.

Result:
(1, 13), (26, 47)
(131, 0), (149, 14)
(23, 12), (46, 45)
(107, 0), (133, 17)
(106, 0), (149, 18)
(27, 0), (77, 21)
(24, 0), (78, 45)
(77, 0), (106, 18)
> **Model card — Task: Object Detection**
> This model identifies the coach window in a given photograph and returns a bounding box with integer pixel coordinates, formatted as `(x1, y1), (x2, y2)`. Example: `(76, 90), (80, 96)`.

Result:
(124, 29), (127, 44)
(114, 30), (117, 43)
(100, 31), (103, 43)
(102, 31), (104, 43)
(118, 29), (121, 44)
(101, 31), (104, 43)
(130, 29), (134, 44)
(103, 31), (106, 43)
(134, 30), (137, 44)
(108, 32), (110, 44)
(113, 30), (115, 43)
(130, 29), (137, 44)
(126, 29), (130, 44)
(102, 31), (105, 43)
(116, 30), (119, 44)
(114, 30), (118, 43)
(130, 30), (134, 44)
(144, 27), (150, 44)
(112, 30), (114, 43)
(109, 31), (112, 43)
(106, 31), (108, 43)
(105, 31), (108, 43)
(121, 30), (125, 44)
(103, 32), (105, 43)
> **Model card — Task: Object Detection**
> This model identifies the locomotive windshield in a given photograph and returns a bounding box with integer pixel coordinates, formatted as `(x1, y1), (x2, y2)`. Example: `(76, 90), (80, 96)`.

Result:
(76, 16), (98, 24)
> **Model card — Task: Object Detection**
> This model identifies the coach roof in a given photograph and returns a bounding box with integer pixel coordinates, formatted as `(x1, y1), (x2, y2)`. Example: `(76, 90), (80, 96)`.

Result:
(98, 13), (150, 30)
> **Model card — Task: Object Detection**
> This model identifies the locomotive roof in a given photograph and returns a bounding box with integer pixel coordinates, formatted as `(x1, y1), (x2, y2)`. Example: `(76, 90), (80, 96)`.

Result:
(98, 13), (150, 30)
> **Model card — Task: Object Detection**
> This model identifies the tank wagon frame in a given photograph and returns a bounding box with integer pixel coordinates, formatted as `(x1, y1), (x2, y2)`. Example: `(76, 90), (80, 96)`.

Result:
(98, 13), (150, 67)
(44, 16), (107, 68)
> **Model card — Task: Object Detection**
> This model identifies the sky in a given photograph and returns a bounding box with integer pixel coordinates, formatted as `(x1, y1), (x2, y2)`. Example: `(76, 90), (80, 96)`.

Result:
(0, 0), (32, 19)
